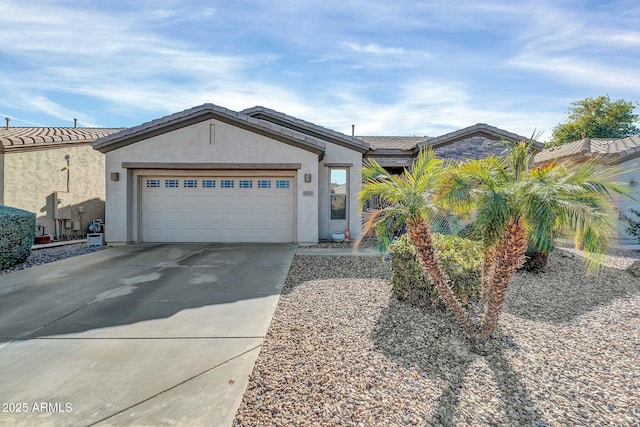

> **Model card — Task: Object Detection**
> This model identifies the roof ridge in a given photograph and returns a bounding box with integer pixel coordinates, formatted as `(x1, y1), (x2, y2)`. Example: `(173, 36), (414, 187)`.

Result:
(240, 106), (370, 151)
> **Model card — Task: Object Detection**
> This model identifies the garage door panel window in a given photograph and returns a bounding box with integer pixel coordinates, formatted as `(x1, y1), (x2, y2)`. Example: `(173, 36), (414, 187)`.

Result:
(239, 180), (253, 189)
(258, 180), (271, 189)
(165, 179), (179, 188)
(276, 180), (290, 189)
(221, 179), (234, 188)
(146, 179), (160, 188)
(184, 179), (198, 188)
(202, 179), (216, 188)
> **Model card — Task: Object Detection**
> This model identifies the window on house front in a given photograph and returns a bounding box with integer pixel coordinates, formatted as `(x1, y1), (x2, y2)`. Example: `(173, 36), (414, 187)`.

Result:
(330, 168), (347, 220)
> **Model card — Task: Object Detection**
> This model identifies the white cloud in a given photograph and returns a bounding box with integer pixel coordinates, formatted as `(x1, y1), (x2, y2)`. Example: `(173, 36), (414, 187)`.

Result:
(343, 42), (408, 56)
(300, 79), (556, 141)
(0, 0), (635, 141)
(0, 0), (283, 124)
(508, 55), (640, 92)
(0, 112), (46, 127)
(606, 31), (640, 47)
(15, 95), (98, 127)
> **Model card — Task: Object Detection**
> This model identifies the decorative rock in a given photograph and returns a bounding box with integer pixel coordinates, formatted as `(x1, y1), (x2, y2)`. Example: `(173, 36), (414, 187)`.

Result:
(1, 243), (105, 275)
(234, 249), (640, 426)
(626, 259), (640, 277)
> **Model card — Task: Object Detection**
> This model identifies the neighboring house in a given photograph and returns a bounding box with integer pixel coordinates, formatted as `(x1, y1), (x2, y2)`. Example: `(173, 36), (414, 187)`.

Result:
(0, 124), (123, 240)
(533, 135), (640, 244)
(92, 103), (541, 245)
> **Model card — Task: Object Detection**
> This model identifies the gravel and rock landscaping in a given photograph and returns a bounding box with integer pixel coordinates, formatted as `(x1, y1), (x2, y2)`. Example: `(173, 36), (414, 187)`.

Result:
(234, 249), (640, 426)
(0, 243), (106, 275)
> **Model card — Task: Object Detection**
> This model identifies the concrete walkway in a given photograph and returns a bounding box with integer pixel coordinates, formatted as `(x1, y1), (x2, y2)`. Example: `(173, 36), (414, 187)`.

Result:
(0, 243), (296, 427)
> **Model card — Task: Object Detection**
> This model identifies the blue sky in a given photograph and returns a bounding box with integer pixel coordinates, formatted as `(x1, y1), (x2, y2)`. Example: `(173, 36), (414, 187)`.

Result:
(1, 0), (639, 141)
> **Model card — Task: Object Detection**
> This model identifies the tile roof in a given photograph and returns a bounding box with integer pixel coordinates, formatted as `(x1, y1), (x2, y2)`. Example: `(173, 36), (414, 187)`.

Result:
(240, 106), (370, 153)
(608, 135), (640, 157)
(357, 136), (429, 150)
(533, 135), (640, 165)
(0, 127), (123, 151)
(533, 139), (585, 164)
(418, 123), (545, 152)
(589, 138), (618, 153)
(92, 103), (327, 155)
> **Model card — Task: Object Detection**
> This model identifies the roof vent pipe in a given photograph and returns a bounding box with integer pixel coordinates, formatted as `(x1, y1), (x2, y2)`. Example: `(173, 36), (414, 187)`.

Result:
(73, 118), (78, 128)
(5, 117), (9, 130)
(351, 124), (355, 137)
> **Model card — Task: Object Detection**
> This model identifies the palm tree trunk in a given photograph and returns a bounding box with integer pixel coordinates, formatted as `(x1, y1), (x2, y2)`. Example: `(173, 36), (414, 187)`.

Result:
(407, 219), (476, 335)
(479, 217), (528, 340)
(480, 246), (494, 307)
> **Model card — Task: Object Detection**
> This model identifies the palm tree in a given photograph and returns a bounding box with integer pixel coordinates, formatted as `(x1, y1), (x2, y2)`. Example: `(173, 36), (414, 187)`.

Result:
(439, 144), (627, 340)
(360, 144), (627, 344)
(358, 149), (477, 335)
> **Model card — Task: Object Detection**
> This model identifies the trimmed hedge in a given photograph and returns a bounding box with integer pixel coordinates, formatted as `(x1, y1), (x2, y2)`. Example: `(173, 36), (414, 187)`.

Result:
(0, 205), (36, 270)
(388, 233), (482, 307)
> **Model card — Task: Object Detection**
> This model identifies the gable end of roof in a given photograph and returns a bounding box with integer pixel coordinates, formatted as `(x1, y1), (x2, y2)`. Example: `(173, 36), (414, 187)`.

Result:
(416, 123), (544, 153)
(92, 104), (326, 157)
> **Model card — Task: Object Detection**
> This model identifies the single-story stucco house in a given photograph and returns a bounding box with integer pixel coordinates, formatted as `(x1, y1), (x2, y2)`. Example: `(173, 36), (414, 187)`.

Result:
(0, 123), (122, 240)
(92, 103), (541, 245)
(533, 135), (640, 244)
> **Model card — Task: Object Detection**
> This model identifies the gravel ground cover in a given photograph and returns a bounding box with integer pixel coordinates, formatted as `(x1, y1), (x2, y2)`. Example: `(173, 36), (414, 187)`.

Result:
(235, 250), (640, 426)
(0, 243), (106, 275)
(308, 239), (378, 249)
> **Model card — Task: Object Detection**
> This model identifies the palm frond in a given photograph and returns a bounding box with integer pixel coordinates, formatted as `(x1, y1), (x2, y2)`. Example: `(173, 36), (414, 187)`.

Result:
(358, 147), (449, 249)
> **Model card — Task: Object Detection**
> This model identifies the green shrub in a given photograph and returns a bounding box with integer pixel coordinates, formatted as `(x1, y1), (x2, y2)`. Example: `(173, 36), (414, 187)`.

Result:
(457, 222), (482, 241)
(0, 205), (36, 270)
(388, 233), (482, 307)
(619, 208), (640, 243)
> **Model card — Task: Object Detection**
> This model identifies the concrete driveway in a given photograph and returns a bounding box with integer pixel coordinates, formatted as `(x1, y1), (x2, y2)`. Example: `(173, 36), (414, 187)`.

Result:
(0, 243), (296, 426)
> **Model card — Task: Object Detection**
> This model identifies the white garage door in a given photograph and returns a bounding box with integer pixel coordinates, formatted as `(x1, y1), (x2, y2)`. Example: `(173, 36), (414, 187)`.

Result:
(141, 175), (295, 242)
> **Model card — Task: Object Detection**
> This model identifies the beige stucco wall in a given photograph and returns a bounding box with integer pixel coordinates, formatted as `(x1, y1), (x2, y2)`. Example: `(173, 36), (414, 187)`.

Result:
(2, 145), (105, 239)
(0, 154), (4, 205)
(103, 119), (320, 244)
(318, 143), (363, 241)
(613, 157), (640, 244)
